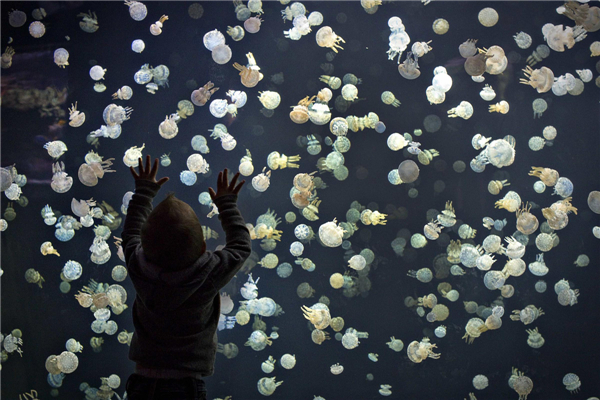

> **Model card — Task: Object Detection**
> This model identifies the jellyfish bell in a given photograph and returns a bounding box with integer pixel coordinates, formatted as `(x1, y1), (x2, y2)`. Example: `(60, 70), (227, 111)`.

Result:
(397, 160), (420, 183)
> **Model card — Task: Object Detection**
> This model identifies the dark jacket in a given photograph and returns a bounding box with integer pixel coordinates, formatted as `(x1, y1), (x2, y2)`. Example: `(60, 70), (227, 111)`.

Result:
(121, 180), (251, 376)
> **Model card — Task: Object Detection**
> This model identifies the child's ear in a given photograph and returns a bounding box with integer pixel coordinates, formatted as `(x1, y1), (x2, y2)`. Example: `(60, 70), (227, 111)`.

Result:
(201, 241), (207, 254)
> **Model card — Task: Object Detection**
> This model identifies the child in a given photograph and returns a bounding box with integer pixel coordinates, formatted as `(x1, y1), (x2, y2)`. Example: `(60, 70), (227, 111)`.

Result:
(123, 156), (251, 400)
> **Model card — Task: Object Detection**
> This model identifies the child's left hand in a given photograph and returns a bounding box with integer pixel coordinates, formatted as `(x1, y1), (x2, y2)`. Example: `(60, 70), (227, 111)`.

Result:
(130, 155), (169, 186)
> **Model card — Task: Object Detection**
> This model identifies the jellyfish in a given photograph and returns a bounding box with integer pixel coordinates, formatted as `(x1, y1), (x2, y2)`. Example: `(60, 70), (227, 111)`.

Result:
(212, 44), (232, 65)
(233, 53), (263, 87)
(514, 32), (532, 49)
(532, 98), (547, 118)
(51, 162), (73, 193)
(131, 39), (145, 53)
(29, 21), (46, 38)
(316, 26), (345, 53)
(478, 7), (498, 27)
(587, 191), (600, 214)
(464, 53), (489, 76)
(191, 81), (219, 106)
(8, 10), (27, 27)
(519, 66), (554, 93)
(432, 18), (449, 35)
(252, 168), (271, 192)
(78, 154), (115, 187)
(459, 39), (478, 58)
(150, 15), (168, 35)
(447, 101), (473, 120)
(526, 44), (550, 66)
(124, 1), (147, 21)
(78, 10), (99, 33)
(397, 52), (420, 80)
(244, 16), (262, 33)
(90, 65), (107, 81)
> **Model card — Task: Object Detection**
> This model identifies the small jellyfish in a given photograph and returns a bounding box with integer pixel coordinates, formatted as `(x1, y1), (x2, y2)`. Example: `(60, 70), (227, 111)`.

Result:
(150, 15), (168, 36)
(212, 44), (232, 65)
(9, 10), (27, 27)
(478, 7), (499, 27)
(252, 168), (271, 192)
(124, 1), (147, 21)
(532, 98), (547, 118)
(514, 31), (532, 49)
(131, 39), (145, 53)
(29, 21), (46, 38)
(381, 91), (401, 107)
(244, 16), (263, 33)
(78, 11), (99, 33)
(316, 26), (345, 53)
(90, 65), (107, 81)
(432, 18), (449, 35)
(54, 48), (69, 68)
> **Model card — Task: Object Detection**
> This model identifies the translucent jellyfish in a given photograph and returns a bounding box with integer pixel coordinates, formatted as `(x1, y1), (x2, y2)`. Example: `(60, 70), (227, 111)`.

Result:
(316, 26), (345, 53)
(426, 86), (445, 105)
(478, 7), (498, 27)
(233, 53), (263, 87)
(150, 15), (168, 35)
(78, 154), (115, 187)
(77, 10), (99, 32)
(134, 64), (153, 85)
(131, 39), (145, 53)
(123, 144), (145, 167)
(125, 1), (147, 21)
(63, 260), (82, 281)
(447, 101), (473, 120)
(553, 177), (573, 198)
(258, 91), (281, 110)
(319, 219), (345, 247)
(411, 41), (432, 57)
(0, 46), (15, 69)
(407, 337), (440, 363)
(397, 160), (419, 183)
(529, 167), (559, 186)
(381, 91), (401, 107)
(542, 23), (586, 52)
(563, 373), (581, 393)
(112, 85), (133, 100)
(188, 3), (204, 19)
(592, 41), (600, 56)
(510, 368), (533, 400)
(532, 98), (547, 118)
(398, 52), (421, 80)
(464, 53), (489, 77)
(514, 32), (532, 49)
(479, 85), (496, 101)
(29, 21), (46, 38)
(51, 162), (73, 193)
(483, 45), (508, 75)
(44, 140), (68, 159)
(341, 84), (358, 101)
(90, 65), (106, 81)
(473, 375), (489, 390)
(527, 44), (550, 66)
(252, 168), (271, 192)
(212, 44), (232, 65)
(432, 18), (449, 35)
(244, 16), (262, 33)
(257, 377), (282, 396)
(53, 48), (69, 68)
(459, 39), (478, 58)
(330, 363), (344, 375)
(9, 10), (27, 27)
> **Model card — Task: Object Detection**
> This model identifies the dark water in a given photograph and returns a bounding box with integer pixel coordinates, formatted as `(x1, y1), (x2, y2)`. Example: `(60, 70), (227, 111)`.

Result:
(1, 1), (599, 399)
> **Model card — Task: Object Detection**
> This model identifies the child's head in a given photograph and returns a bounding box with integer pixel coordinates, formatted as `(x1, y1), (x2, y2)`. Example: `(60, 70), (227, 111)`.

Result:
(141, 192), (206, 270)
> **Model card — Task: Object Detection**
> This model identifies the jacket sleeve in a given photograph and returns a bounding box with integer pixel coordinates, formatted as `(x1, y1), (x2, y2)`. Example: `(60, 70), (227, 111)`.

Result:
(208, 194), (252, 290)
(121, 180), (162, 266)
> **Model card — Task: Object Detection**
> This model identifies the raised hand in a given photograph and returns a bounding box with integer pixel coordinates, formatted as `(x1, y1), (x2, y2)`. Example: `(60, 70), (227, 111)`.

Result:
(208, 168), (245, 200)
(130, 155), (169, 186)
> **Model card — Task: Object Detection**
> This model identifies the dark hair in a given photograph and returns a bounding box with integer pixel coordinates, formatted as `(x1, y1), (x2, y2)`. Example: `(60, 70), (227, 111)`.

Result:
(141, 192), (205, 270)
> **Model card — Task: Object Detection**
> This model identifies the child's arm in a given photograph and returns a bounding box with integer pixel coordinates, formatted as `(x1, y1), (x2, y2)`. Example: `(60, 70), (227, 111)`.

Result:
(208, 169), (252, 288)
(121, 156), (169, 264)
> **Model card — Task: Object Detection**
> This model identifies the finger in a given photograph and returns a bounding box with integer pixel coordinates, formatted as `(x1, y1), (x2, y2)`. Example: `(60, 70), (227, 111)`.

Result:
(233, 180), (245, 194)
(137, 157), (143, 171)
(208, 187), (216, 200)
(228, 172), (240, 190)
(145, 155), (151, 173)
(217, 171), (224, 188)
(157, 177), (169, 186)
(150, 158), (159, 178)
(222, 168), (229, 187)
(130, 166), (140, 179)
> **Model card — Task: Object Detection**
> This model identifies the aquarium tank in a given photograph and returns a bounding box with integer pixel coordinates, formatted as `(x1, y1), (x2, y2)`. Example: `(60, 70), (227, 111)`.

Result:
(1, 1), (600, 399)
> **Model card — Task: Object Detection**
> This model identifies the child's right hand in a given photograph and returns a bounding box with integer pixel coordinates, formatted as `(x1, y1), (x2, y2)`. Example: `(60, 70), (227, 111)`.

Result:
(209, 168), (245, 200)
